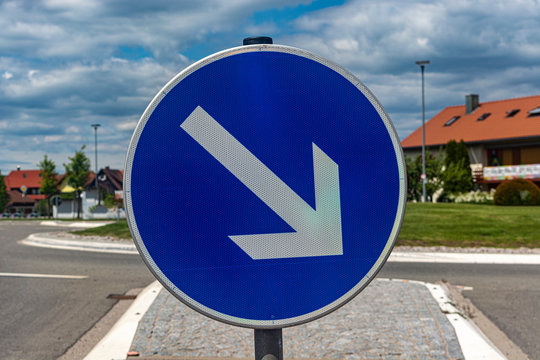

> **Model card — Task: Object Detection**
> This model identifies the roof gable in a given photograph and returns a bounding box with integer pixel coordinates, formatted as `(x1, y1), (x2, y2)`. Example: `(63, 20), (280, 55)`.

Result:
(402, 95), (540, 148)
(97, 168), (123, 191)
(4, 170), (43, 190)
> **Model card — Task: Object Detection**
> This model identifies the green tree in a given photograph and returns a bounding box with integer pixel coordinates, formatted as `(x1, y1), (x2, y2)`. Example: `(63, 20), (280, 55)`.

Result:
(443, 139), (473, 195)
(38, 155), (58, 218)
(0, 173), (9, 213)
(405, 149), (444, 202)
(64, 146), (91, 219)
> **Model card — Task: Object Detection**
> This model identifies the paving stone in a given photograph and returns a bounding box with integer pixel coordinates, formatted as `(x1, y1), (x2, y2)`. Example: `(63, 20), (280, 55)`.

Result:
(129, 279), (464, 359)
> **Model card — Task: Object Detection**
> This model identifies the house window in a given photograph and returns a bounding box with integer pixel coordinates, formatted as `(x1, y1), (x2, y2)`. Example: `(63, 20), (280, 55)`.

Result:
(527, 107), (540, 117)
(477, 113), (491, 121)
(488, 149), (501, 166)
(506, 109), (520, 117)
(444, 116), (460, 126)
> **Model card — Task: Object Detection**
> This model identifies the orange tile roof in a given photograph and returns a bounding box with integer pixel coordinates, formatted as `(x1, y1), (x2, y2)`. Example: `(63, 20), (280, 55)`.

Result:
(4, 169), (43, 190)
(401, 95), (540, 149)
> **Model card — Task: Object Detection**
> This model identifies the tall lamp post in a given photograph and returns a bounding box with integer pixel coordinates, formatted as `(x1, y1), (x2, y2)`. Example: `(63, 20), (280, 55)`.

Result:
(415, 60), (429, 202)
(91, 124), (101, 204)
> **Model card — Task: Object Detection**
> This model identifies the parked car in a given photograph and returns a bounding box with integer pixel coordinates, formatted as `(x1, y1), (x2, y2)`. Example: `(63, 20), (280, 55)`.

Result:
(1, 212), (10, 218)
(10, 212), (22, 218)
(27, 212), (40, 218)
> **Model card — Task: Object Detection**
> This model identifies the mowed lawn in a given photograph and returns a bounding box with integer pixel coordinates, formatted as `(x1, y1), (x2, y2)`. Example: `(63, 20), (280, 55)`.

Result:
(397, 203), (540, 248)
(74, 203), (540, 249)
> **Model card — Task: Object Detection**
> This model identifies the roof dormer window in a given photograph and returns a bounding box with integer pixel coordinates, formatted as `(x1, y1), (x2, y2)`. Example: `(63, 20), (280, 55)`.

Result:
(444, 116), (460, 126)
(477, 113), (491, 121)
(527, 107), (540, 117)
(506, 109), (520, 118)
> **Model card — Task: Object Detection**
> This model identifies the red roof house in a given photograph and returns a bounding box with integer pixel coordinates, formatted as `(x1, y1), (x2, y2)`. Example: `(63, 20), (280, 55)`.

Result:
(3, 168), (47, 214)
(4, 168), (46, 201)
(402, 94), (540, 184)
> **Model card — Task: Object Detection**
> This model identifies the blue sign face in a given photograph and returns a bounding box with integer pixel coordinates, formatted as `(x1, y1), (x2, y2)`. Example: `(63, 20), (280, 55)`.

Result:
(125, 44), (406, 328)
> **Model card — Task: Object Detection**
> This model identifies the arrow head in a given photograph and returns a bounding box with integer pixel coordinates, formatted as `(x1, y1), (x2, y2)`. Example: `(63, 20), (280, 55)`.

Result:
(230, 144), (343, 260)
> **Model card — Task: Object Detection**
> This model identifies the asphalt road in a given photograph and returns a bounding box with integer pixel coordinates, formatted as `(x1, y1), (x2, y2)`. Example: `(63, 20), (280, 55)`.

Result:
(1, 221), (539, 360)
(0, 221), (155, 360)
(379, 261), (540, 360)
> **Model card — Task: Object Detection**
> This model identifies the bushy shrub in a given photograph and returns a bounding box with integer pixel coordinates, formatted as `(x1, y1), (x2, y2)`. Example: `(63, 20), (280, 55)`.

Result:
(494, 179), (540, 206)
(443, 140), (473, 195)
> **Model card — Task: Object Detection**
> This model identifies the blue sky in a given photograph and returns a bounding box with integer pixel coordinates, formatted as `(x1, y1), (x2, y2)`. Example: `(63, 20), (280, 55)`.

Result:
(1, 0), (540, 174)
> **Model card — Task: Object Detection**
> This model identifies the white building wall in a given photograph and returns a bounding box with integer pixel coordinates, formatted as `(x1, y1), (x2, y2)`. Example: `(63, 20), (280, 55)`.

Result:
(54, 190), (126, 220)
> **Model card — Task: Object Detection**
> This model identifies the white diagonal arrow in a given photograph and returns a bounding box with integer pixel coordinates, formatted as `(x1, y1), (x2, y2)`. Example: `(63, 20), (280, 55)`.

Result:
(180, 106), (343, 260)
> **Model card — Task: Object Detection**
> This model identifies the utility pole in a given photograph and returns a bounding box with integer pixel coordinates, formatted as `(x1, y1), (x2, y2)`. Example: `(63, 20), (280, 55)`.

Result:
(91, 124), (101, 204)
(415, 60), (429, 202)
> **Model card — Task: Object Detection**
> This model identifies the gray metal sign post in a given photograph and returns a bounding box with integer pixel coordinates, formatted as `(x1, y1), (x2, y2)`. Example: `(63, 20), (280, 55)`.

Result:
(242, 35), (284, 360)
(254, 328), (283, 360)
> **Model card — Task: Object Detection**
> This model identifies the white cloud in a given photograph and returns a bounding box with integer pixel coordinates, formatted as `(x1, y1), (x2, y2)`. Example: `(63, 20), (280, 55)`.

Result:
(116, 121), (137, 131)
(416, 38), (429, 48)
(43, 135), (64, 142)
(332, 38), (359, 52)
(244, 22), (279, 36)
(65, 126), (79, 134)
(1, 0), (540, 173)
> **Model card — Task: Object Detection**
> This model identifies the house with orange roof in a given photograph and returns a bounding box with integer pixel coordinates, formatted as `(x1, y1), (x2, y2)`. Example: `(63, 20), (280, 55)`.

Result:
(3, 167), (47, 215)
(3, 165), (126, 218)
(401, 94), (540, 187)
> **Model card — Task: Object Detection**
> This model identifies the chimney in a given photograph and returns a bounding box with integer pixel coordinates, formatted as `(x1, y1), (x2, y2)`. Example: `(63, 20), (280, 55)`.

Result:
(466, 94), (479, 114)
(17, 165), (21, 171)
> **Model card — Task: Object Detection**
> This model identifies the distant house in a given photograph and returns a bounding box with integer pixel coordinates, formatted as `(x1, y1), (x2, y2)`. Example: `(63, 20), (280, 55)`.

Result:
(401, 94), (540, 188)
(96, 167), (124, 195)
(55, 166), (125, 219)
(3, 167), (46, 215)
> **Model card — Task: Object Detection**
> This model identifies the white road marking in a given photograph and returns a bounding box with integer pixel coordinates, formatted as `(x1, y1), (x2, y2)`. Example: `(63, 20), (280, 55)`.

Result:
(83, 281), (162, 360)
(0, 272), (88, 279)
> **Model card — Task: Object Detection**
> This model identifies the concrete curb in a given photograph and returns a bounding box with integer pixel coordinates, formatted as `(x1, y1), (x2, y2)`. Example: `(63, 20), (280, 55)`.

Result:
(20, 233), (540, 264)
(39, 220), (114, 228)
(423, 281), (507, 360)
(444, 282), (530, 360)
(21, 234), (138, 255)
(83, 281), (162, 360)
(388, 251), (540, 264)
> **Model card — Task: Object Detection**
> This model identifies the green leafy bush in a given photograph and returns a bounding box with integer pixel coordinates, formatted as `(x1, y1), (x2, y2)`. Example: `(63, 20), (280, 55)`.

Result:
(442, 139), (473, 195)
(405, 149), (444, 202)
(494, 179), (540, 206)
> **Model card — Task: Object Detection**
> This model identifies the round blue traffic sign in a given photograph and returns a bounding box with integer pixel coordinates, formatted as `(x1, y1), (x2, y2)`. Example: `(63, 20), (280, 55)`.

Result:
(125, 44), (406, 328)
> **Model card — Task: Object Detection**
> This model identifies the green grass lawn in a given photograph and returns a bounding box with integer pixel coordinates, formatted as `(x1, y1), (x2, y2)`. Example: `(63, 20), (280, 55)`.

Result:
(73, 203), (540, 248)
(73, 220), (133, 240)
(397, 203), (540, 248)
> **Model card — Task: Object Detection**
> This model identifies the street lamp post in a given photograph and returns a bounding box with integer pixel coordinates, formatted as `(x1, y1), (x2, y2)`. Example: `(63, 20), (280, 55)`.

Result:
(91, 124), (101, 204)
(415, 60), (429, 202)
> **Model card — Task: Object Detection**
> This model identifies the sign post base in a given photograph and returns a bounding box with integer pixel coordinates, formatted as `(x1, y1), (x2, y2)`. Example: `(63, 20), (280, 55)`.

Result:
(254, 329), (283, 360)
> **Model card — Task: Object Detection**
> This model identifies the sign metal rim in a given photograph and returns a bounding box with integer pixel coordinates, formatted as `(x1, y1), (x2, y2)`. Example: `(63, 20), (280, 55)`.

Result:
(124, 43), (407, 329)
